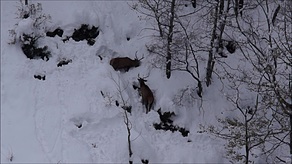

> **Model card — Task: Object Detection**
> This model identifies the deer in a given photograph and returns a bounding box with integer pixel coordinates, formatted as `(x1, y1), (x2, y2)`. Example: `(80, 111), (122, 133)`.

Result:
(110, 52), (143, 72)
(135, 74), (154, 114)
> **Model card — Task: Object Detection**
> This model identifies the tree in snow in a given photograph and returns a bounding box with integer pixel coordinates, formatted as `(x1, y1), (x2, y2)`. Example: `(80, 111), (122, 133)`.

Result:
(211, 0), (292, 162)
(234, 0), (291, 162)
(132, 0), (203, 97)
(207, 82), (288, 163)
(105, 74), (135, 164)
(205, 0), (233, 87)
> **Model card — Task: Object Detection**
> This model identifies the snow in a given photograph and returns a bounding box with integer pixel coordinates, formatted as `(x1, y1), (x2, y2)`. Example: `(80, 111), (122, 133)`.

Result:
(3, 1), (285, 163)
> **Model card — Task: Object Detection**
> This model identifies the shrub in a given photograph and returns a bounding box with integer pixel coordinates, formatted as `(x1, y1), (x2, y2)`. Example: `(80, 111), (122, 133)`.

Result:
(9, 1), (52, 60)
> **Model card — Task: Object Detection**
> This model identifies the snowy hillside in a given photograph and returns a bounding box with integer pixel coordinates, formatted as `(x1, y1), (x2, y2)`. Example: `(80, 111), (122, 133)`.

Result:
(1, 0), (291, 163)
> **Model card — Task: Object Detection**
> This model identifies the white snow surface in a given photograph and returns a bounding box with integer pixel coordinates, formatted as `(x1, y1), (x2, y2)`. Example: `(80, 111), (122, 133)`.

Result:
(0, 1), (233, 163)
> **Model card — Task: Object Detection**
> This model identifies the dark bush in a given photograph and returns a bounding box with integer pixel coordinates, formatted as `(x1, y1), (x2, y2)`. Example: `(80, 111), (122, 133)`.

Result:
(153, 108), (189, 137)
(71, 24), (99, 46)
(21, 33), (51, 61)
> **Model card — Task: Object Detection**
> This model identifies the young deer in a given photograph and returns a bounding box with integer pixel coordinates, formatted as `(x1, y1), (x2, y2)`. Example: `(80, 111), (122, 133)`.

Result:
(137, 75), (154, 114)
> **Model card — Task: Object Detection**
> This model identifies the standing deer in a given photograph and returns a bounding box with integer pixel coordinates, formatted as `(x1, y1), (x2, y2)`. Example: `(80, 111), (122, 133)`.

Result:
(110, 53), (143, 72)
(137, 75), (154, 114)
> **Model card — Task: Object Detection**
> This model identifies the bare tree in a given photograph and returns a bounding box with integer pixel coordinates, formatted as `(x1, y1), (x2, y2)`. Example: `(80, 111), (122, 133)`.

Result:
(211, 0), (292, 162)
(109, 74), (134, 164)
(132, 0), (203, 97)
(165, 0), (176, 79)
(207, 78), (289, 163)
(206, 0), (232, 87)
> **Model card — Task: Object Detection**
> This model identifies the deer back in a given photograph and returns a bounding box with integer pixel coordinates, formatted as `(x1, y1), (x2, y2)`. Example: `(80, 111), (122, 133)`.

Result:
(110, 57), (140, 71)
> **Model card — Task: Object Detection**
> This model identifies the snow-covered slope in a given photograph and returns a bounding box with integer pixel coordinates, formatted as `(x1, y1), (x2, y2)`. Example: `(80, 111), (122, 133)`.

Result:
(1, 1), (233, 163)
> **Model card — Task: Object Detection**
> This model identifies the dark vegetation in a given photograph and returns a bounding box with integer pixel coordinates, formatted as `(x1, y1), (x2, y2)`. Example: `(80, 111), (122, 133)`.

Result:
(71, 24), (99, 46)
(21, 34), (51, 61)
(62, 24), (99, 46)
(154, 109), (190, 137)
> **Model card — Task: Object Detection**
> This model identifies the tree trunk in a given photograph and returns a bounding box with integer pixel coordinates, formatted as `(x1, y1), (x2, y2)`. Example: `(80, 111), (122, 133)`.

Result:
(206, 0), (230, 86)
(288, 74), (292, 161)
(239, 0), (243, 16)
(290, 114), (292, 156)
(25, 0), (28, 5)
(245, 114), (249, 164)
(166, 0), (176, 79)
(206, 1), (219, 86)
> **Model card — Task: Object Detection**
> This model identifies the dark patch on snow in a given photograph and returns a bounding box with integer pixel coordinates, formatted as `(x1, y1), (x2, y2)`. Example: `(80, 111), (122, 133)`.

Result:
(191, 0), (196, 8)
(153, 108), (190, 137)
(34, 74), (46, 81)
(57, 59), (72, 67)
(132, 84), (139, 90)
(225, 40), (236, 54)
(71, 24), (99, 46)
(23, 13), (29, 19)
(141, 159), (149, 164)
(115, 100), (119, 107)
(122, 105), (132, 114)
(75, 123), (82, 128)
(46, 28), (64, 37)
(98, 55), (103, 60)
(87, 38), (95, 46)
(100, 91), (105, 98)
(91, 143), (97, 148)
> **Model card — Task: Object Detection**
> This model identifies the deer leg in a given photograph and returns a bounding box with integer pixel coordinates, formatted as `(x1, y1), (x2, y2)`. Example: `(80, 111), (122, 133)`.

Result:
(145, 103), (149, 114)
